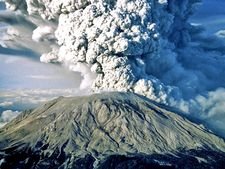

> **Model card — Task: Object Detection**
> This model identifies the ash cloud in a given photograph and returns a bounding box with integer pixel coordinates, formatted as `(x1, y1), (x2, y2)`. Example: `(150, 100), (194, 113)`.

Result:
(2, 0), (225, 136)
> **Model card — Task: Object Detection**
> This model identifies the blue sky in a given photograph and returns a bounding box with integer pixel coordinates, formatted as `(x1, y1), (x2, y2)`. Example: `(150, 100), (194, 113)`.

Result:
(0, 54), (81, 89)
(191, 0), (225, 34)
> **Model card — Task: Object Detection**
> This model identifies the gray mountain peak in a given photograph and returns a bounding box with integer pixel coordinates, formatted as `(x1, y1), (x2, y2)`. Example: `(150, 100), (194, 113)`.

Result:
(0, 92), (225, 168)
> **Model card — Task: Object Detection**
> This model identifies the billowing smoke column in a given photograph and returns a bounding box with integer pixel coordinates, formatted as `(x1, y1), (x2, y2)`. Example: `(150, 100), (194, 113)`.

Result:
(4, 0), (199, 103)
(3, 0), (225, 135)
(51, 0), (168, 101)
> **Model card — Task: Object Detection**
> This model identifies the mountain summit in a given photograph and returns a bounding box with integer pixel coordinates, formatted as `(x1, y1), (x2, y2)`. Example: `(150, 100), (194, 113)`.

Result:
(0, 92), (225, 168)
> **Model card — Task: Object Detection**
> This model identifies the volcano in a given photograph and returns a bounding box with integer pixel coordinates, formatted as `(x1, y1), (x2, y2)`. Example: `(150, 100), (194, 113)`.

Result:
(0, 92), (225, 169)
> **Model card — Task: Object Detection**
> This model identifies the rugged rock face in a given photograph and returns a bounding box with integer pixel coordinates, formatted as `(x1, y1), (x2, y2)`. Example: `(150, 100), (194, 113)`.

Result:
(0, 92), (225, 168)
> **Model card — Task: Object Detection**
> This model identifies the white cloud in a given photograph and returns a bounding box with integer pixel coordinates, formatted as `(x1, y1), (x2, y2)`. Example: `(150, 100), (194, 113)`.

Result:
(0, 88), (87, 109)
(216, 30), (225, 38)
(0, 101), (13, 107)
(1, 110), (21, 122)
(27, 75), (60, 80)
(32, 25), (55, 42)
(0, 110), (21, 127)
(194, 88), (225, 119)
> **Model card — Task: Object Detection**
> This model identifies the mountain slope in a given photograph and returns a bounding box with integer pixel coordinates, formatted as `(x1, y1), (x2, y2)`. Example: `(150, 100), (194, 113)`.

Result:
(0, 92), (225, 168)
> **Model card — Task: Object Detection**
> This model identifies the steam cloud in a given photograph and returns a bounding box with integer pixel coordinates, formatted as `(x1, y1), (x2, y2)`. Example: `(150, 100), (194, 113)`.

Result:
(0, 110), (21, 127)
(2, 0), (225, 136)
